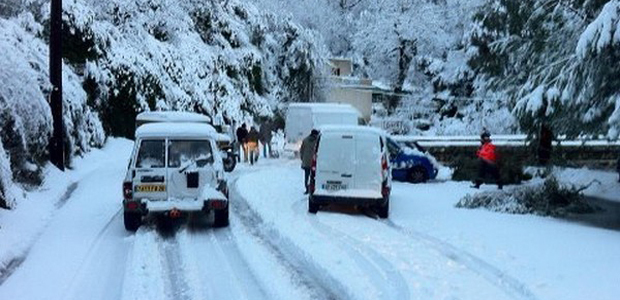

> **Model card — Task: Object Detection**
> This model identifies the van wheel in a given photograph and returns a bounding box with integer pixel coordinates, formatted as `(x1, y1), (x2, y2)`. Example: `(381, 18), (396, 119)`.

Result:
(213, 207), (229, 227)
(409, 166), (428, 183)
(377, 198), (389, 219)
(124, 212), (142, 231)
(308, 200), (319, 214)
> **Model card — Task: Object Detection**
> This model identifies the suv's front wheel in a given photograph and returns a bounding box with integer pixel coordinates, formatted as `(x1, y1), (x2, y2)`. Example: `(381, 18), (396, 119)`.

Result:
(124, 212), (142, 231)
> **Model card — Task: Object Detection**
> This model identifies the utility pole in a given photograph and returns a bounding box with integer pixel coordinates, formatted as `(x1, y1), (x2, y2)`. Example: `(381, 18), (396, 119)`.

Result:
(49, 0), (64, 170)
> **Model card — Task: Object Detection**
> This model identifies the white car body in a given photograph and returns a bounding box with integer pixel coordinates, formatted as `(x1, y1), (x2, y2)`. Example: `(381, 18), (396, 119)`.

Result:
(284, 103), (360, 153)
(309, 125), (391, 217)
(123, 122), (229, 230)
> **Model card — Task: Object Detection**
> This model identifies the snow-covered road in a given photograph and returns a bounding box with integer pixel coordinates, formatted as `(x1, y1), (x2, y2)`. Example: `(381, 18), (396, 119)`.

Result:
(1, 139), (619, 300)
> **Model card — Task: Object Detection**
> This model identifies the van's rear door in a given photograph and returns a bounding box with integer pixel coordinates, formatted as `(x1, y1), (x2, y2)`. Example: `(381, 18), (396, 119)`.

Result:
(316, 131), (355, 192)
(354, 133), (382, 193)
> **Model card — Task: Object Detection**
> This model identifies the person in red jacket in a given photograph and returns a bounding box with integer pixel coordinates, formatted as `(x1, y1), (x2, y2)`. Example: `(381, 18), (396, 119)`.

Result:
(473, 131), (502, 189)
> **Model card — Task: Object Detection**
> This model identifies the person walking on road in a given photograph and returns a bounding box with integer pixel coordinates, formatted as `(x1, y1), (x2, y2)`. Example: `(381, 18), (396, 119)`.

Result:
(616, 155), (620, 183)
(259, 122), (273, 158)
(236, 124), (248, 162)
(300, 129), (319, 194)
(472, 131), (502, 189)
(246, 126), (260, 165)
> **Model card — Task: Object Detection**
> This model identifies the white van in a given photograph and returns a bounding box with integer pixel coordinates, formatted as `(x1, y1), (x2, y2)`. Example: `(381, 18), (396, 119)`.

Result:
(308, 125), (391, 218)
(122, 122), (229, 231)
(285, 103), (361, 153)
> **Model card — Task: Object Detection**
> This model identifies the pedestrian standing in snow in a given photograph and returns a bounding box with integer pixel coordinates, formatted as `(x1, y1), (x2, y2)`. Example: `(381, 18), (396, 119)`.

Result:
(538, 124), (553, 166)
(246, 126), (260, 165)
(259, 121), (273, 158)
(472, 131), (503, 189)
(300, 129), (319, 194)
(236, 124), (248, 162)
(616, 155), (620, 183)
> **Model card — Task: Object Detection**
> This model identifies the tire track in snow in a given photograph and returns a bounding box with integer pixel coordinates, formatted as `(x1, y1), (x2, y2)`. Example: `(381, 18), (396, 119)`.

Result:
(297, 201), (411, 300)
(384, 220), (540, 300)
(231, 179), (350, 300)
(178, 223), (269, 300)
(61, 208), (124, 299)
(122, 227), (199, 300)
(158, 235), (196, 300)
(0, 181), (79, 285)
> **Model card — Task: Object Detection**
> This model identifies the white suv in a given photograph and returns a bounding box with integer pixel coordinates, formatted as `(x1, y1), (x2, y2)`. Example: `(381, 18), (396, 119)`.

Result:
(122, 122), (229, 231)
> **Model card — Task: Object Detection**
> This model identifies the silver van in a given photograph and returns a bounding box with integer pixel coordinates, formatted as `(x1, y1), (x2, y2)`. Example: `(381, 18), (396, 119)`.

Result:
(122, 122), (229, 231)
(308, 125), (391, 218)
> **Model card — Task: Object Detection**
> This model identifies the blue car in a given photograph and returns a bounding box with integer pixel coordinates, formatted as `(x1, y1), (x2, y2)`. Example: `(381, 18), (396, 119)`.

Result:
(387, 138), (438, 183)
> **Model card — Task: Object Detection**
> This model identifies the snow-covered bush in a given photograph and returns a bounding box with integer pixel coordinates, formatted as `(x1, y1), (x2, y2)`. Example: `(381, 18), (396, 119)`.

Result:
(456, 176), (599, 216)
(0, 12), (105, 208)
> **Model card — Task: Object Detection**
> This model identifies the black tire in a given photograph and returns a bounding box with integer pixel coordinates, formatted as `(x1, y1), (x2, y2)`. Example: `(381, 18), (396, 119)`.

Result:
(124, 212), (142, 231)
(213, 207), (229, 227)
(409, 166), (428, 183)
(308, 200), (319, 214)
(223, 156), (236, 172)
(377, 198), (389, 219)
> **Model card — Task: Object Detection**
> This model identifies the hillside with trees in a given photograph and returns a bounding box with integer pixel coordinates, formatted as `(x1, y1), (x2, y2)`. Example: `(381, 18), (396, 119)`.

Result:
(0, 0), (325, 208)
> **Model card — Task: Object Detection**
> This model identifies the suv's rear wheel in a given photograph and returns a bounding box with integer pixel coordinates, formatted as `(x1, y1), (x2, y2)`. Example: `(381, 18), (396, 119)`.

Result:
(409, 166), (428, 183)
(124, 212), (142, 231)
(213, 207), (229, 227)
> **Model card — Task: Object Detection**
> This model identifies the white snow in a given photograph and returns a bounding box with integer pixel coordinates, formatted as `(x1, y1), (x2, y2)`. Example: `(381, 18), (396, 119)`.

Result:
(135, 122), (217, 138)
(1, 139), (619, 300)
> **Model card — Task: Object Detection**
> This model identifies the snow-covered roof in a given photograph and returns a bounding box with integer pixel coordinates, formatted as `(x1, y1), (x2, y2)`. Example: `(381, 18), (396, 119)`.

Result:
(136, 111), (211, 124)
(288, 103), (361, 115)
(136, 122), (217, 138)
(317, 125), (386, 136)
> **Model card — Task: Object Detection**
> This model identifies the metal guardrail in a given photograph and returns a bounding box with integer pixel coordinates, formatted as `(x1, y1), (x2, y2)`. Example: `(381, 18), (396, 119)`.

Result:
(391, 135), (620, 147)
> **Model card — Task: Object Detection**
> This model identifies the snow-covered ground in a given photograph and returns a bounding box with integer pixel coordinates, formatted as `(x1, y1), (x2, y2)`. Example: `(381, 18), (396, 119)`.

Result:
(0, 138), (619, 300)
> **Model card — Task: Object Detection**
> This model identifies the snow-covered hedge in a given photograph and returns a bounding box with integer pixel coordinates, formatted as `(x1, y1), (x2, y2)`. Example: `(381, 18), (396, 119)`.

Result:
(0, 0), (326, 209)
(0, 13), (104, 208)
(456, 177), (599, 217)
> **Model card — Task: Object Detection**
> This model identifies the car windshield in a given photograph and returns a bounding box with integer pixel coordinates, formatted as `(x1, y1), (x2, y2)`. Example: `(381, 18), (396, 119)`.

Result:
(168, 139), (213, 168)
(135, 139), (165, 168)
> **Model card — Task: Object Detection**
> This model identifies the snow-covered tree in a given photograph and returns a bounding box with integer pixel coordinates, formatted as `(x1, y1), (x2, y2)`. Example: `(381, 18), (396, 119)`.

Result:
(468, 0), (620, 138)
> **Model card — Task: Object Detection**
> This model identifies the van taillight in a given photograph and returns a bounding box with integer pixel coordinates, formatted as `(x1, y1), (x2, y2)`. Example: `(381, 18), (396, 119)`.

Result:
(381, 156), (389, 179)
(382, 182), (390, 198)
(123, 182), (133, 200)
(382, 156), (388, 171)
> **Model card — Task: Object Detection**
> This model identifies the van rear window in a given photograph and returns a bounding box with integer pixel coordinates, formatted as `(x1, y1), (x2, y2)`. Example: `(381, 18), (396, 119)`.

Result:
(136, 140), (165, 168)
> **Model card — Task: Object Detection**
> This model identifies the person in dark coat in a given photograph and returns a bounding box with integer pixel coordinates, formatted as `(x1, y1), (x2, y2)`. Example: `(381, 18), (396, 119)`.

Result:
(236, 124), (248, 162)
(259, 122), (273, 158)
(246, 127), (260, 165)
(616, 156), (620, 182)
(538, 124), (553, 165)
(300, 129), (319, 194)
(472, 131), (502, 189)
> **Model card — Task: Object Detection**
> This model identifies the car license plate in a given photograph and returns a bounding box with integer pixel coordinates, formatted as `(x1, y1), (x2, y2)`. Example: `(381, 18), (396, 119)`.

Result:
(135, 185), (166, 192)
(323, 183), (346, 191)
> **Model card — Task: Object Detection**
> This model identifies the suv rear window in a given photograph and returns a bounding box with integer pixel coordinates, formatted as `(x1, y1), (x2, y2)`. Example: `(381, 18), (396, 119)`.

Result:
(168, 140), (213, 168)
(136, 139), (165, 168)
